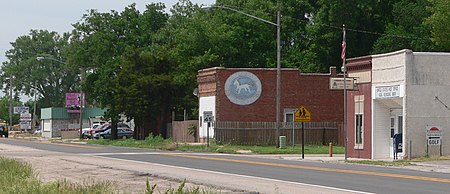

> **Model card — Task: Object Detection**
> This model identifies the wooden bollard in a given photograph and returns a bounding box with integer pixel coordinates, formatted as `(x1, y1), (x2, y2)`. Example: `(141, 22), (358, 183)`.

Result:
(329, 142), (333, 157)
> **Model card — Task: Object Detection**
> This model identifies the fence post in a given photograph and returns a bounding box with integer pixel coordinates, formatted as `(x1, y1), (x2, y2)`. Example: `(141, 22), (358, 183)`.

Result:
(329, 142), (333, 157)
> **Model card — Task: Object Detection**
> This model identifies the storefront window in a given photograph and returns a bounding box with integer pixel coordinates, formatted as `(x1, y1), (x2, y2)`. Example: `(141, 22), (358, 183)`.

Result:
(354, 95), (364, 149)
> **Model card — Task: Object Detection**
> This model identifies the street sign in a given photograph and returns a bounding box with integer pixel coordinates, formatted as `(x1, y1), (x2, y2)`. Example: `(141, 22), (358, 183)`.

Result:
(20, 113), (32, 121)
(428, 137), (441, 146)
(295, 106), (311, 122)
(20, 121), (31, 130)
(203, 111), (213, 123)
(329, 78), (354, 90)
(14, 106), (29, 114)
(426, 126), (442, 146)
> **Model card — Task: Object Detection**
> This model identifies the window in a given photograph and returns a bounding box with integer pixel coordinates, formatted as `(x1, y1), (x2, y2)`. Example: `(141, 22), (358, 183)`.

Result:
(354, 95), (364, 149)
(285, 113), (294, 122)
(390, 117), (395, 137)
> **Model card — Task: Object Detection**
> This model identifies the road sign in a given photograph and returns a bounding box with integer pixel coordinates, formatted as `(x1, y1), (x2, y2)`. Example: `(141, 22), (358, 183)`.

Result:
(329, 78), (354, 90)
(295, 106), (311, 122)
(20, 113), (32, 121)
(426, 126), (442, 146)
(428, 137), (441, 146)
(203, 111), (213, 123)
(14, 106), (29, 114)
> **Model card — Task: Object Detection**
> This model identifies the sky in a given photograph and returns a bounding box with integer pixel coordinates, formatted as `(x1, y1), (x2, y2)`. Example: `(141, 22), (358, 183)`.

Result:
(0, 0), (214, 101)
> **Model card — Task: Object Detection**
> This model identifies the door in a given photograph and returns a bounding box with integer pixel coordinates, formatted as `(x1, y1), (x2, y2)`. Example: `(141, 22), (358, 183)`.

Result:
(389, 110), (403, 157)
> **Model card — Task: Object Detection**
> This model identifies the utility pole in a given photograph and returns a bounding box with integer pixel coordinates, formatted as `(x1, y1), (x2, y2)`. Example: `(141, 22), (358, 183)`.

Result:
(79, 68), (84, 140)
(9, 76), (13, 133)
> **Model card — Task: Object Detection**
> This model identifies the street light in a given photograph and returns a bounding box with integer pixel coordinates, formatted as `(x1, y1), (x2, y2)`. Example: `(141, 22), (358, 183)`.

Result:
(36, 56), (84, 140)
(202, 5), (282, 146)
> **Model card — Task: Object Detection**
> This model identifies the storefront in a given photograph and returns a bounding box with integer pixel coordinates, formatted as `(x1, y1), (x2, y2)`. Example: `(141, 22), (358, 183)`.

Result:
(346, 49), (450, 159)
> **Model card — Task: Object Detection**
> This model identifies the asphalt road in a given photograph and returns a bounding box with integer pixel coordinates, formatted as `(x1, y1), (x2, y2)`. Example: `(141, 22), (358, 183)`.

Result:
(1, 138), (450, 194)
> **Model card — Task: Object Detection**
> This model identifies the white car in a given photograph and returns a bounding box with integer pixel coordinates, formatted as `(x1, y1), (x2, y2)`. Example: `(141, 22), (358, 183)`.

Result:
(81, 123), (104, 138)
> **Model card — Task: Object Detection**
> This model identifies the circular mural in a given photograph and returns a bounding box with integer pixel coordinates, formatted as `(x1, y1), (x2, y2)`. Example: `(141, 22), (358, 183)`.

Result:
(225, 71), (262, 105)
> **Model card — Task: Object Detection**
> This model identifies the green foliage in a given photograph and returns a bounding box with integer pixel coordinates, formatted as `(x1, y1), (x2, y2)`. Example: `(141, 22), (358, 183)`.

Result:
(187, 124), (197, 138)
(0, 96), (21, 126)
(1, 30), (78, 108)
(425, 0), (450, 50)
(0, 157), (115, 194)
(372, 0), (436, 53)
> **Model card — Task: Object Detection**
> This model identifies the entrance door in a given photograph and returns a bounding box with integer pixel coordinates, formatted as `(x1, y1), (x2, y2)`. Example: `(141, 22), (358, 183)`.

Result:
(389, 110), (403, 157)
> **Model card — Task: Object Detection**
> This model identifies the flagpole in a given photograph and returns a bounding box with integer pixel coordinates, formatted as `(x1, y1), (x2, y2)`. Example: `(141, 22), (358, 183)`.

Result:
(342, 24), (347, 161)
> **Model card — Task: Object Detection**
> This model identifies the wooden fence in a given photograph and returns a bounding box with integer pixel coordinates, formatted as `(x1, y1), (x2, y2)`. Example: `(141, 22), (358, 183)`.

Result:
(168, 120), (198, 142)
(215, 121), (341, 146)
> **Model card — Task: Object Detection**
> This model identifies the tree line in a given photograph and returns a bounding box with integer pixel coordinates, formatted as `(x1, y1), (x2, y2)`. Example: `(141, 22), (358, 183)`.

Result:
(1, 0), (448, 139)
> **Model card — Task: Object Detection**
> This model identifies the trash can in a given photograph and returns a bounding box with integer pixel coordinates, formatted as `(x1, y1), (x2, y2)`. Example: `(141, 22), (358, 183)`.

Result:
(279, 136), (286, 149)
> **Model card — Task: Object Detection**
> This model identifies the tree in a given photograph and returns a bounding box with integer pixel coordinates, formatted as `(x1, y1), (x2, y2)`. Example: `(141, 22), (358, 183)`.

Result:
(425, 0), (450, 50)
(372, 0), (436, 53)
(0, 96), (21, 126)
(1, 30), (79, 108)
(68, 3), (170, 139)
(301, 0), (388, 72)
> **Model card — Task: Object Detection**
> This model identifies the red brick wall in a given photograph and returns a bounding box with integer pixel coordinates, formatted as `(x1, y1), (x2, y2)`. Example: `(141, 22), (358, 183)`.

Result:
(347, 83), (372, 159)
(211, 68), (344, 123)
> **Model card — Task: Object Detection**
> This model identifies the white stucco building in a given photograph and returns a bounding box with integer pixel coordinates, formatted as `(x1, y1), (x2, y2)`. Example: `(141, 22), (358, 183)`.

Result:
(346, 49), (450, 159)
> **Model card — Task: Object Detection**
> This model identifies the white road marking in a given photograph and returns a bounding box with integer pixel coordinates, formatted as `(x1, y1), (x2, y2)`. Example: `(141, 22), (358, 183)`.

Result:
(91, 154), (374, 194)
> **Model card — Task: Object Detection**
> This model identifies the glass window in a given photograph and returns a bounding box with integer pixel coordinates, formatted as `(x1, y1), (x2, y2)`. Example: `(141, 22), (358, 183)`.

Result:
(285, 113), (294, 122)
(390, 118), (395, 137)
(356, 114), (363, 144)
(354, 95), (364, 147)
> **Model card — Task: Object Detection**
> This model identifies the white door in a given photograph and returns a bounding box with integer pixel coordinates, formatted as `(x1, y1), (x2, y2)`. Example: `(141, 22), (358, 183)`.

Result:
(389, 110), (403, 157)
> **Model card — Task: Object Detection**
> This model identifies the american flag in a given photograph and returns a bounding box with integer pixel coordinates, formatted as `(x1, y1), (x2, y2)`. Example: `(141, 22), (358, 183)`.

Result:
(341, 29), (346, 60)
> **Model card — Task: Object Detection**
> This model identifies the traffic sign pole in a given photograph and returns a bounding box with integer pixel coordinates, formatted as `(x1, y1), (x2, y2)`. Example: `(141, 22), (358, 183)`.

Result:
(302, 122), (305, 159)
(292, 113), (295, 151)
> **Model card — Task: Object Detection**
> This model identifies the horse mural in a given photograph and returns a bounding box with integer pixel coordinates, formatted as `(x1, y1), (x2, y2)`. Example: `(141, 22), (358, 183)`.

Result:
(233, 79), (251, 94)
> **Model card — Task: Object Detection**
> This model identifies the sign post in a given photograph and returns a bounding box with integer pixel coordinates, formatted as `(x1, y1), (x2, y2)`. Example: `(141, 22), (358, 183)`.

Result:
(426, 126), (442, 156)
(295, 106), (311, 159)
(203, 111), (213, 147)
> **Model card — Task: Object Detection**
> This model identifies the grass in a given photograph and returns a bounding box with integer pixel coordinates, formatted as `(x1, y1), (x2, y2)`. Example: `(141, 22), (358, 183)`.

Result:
(88, 134), (344, 154)
(0, 157), (218, 194)
(0, 156), (115, 194)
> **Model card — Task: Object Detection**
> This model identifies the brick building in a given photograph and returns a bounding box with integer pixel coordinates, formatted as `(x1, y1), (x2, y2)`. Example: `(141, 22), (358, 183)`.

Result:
(197, 67), (345, 144)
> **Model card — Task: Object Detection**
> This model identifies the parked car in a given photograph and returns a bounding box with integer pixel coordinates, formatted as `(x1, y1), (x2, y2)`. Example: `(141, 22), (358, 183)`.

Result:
(92, 128), (133, 139)
(87, 123), (130, 139)
(0, 125), (8, 138)
(81, 123), (104, 138)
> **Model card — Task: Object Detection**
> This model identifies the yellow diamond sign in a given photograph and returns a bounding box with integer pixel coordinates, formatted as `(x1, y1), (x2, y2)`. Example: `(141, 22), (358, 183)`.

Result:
(295, 106), (311, 122)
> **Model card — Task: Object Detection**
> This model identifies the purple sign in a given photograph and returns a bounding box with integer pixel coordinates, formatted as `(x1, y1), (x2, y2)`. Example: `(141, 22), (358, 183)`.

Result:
(66, 93), (84, 113)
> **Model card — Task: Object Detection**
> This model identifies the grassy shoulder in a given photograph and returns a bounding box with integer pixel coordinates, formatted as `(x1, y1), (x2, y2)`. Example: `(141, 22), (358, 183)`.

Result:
(87, 135), (344, 154)
(0, 156), (217, 194)
(0, 156), (115, 194)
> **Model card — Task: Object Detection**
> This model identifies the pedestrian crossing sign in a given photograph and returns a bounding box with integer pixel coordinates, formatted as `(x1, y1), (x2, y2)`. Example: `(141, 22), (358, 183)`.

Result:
(295, 106), (311, 122)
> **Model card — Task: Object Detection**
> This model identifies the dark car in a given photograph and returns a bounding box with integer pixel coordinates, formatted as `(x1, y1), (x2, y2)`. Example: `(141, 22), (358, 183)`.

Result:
(0, 126), (8, 138)
(92, 128), (133, 139)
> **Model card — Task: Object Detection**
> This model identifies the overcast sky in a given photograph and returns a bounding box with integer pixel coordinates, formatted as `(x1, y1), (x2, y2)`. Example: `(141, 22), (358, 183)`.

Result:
(0, 0), (214, 101)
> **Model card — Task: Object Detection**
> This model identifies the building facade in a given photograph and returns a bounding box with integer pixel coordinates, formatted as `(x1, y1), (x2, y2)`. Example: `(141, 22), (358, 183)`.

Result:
(197, 67), (345, 143)
(346, 49), (450, 159)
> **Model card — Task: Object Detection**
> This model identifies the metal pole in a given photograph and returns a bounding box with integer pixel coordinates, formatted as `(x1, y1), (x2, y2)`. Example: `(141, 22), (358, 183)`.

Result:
(79, 68), (84, 140)
(207, 122), (210, 147)
(275, 11), (281, 147)
(342, 24), (348, 161)
(9, 76), (13, 133)
(32, 88), (37, 131)
(292, 113), (295, 150)
(301, 122), (305, 159)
